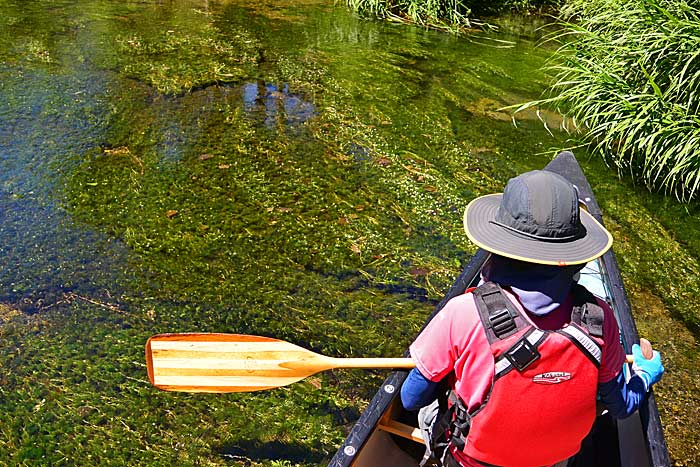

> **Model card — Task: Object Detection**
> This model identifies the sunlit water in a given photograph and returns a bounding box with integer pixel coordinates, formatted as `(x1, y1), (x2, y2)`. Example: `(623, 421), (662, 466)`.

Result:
(0, 0), (551, 315)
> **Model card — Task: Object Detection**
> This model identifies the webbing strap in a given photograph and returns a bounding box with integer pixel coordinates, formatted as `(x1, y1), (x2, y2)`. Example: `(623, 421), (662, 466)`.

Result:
(472, 282), (527, 344)
(558, 325), (602, 368)
(570, 284), (604, 338)
(447, 391), (471, 451)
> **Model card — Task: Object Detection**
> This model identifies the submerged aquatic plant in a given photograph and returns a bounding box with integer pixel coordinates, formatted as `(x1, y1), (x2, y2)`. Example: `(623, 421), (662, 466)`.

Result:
(116, 24), (261, 94)
(515, 0), (700, 201)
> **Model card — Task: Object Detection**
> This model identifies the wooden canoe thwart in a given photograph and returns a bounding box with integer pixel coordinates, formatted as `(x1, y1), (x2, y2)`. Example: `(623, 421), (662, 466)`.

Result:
(146, 333), (415, 393)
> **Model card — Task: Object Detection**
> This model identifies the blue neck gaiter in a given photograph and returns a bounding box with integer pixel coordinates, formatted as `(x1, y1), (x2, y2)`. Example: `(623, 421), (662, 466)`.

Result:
(481, 255), (585, 316)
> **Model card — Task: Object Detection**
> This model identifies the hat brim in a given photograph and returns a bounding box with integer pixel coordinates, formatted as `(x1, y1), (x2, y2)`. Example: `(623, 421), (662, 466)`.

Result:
(463, 194), (612, 266)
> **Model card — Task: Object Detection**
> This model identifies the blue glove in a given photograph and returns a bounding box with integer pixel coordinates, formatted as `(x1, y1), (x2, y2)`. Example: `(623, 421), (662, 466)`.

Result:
(632, 344), (664, 391)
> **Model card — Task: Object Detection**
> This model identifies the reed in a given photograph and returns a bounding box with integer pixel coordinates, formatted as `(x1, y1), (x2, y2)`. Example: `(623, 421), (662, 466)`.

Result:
(345, 0), (561, 32)
(344, 0), (473, 32)
(516, 0), (700, 200)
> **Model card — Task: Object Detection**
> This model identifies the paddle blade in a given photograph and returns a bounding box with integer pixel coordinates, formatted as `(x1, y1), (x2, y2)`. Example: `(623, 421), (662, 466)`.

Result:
(146, 333), (330, 393)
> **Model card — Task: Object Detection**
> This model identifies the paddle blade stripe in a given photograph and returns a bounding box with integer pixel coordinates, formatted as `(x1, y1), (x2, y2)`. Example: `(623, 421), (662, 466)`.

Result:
(150, 350), (311, 362)
(150, 333), (280, 343)
(152, 375), (306, 388)
(149, 340), (304, 353)
(152, 367), (303, 377)
(155, 384), (278, 393)
(153, 377), (302, 393)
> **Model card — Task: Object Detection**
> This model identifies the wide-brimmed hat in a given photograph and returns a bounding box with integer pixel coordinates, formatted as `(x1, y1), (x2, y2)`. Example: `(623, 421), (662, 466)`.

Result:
(463, 170), (612, 265)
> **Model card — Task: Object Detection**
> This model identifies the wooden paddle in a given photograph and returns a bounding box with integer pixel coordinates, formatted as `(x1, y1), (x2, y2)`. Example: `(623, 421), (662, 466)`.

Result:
(146, 333), (415, 393)
(145, 333), (650, 393)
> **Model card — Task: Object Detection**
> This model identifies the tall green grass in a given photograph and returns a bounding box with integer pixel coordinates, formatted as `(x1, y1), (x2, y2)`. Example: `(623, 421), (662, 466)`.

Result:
(344, 0), (561, 30)
(344, 0), (474, 32)
(517, 0), (700, 201)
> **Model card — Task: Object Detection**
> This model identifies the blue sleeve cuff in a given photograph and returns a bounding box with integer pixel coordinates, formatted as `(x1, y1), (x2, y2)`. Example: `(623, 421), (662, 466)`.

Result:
(598, 371), (648, 419)
(636, 370), (652, 391)
(401, 368), (439, 411)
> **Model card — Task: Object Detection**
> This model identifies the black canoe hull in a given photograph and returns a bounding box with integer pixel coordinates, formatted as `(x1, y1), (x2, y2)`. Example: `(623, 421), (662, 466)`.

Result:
(328, 151), (671, 467)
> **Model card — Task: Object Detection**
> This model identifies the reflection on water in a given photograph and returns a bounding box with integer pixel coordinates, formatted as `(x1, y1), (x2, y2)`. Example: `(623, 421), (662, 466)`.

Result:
(150, 80), (317, 164)
(241, 81), (316, 130)
(0, 0), (553, 323)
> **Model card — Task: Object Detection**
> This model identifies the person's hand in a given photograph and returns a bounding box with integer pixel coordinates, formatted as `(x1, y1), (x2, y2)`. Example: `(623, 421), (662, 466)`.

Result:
(632, 343), (664, 390)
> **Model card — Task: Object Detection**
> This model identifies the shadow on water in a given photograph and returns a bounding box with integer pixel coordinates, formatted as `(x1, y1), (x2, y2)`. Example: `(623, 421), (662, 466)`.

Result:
(218, 440), (327, 465)
(0, 194), (132, 313)
(0, 63), (138, 313)
(0, 65), (314, 314)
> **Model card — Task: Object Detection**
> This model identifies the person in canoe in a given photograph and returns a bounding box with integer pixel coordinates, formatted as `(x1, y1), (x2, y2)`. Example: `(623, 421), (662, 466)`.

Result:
(400, 169), (665, 467)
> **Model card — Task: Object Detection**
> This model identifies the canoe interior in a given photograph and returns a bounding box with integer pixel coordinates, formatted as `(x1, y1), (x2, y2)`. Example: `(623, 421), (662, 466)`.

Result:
(348, 410), (653, 467)
(328, 152), (670, 467)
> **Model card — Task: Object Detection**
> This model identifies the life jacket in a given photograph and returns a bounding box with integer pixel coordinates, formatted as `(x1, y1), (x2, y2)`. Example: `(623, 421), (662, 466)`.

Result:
(422, 281), (605, 467)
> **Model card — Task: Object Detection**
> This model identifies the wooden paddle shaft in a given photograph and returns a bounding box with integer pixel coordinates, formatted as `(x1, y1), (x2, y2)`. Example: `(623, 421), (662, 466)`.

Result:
(329, 357), (415, 369)
(334, 340), (652, 367)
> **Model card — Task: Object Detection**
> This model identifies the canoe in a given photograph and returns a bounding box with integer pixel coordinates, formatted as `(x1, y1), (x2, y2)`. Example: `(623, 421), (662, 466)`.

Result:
(328, 151), (671, 467)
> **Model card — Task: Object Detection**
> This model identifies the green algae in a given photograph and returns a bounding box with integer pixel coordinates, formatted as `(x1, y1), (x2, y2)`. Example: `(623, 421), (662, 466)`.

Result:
(115, 23), (261, 94)
(1, 0), (699, 466)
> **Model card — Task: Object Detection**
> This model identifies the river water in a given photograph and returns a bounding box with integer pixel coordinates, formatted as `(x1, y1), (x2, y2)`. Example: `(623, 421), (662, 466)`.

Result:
(0, 0), (698, 465)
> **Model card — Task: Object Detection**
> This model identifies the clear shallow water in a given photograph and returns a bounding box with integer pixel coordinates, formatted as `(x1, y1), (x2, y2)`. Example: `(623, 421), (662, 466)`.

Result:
(0, 1), (698, 465)
(0, 0), (553, 317)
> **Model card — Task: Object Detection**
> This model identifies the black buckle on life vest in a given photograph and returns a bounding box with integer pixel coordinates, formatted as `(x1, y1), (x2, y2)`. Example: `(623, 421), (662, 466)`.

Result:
(505, 336), (540, 371)
(488, 307), (517, 339)
(449, 401), (470, 451)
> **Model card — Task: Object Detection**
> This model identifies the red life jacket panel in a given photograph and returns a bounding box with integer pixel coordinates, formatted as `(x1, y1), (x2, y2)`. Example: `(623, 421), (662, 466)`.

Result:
(460, 282), (604, 467)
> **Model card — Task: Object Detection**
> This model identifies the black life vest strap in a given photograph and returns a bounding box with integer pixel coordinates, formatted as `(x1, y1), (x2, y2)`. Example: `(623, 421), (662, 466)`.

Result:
(471, 282), (528, 344)
(419, 381), (456, 467)
(476, 282), (604, 374)
(559, 283), (605, 367)
(448, 391), (473, 451)
(494, 328), (547, 378)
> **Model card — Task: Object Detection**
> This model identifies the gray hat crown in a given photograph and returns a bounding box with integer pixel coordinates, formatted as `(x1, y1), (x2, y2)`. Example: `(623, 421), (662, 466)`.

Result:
(492, 170), (587, 242)
(463, 155), (613, 266)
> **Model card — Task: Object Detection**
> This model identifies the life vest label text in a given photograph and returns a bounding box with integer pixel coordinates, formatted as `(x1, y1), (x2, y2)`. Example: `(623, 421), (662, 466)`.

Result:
(532, 372), (572, 384)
